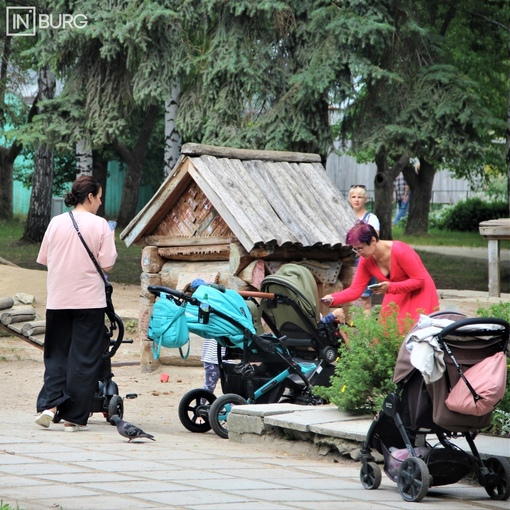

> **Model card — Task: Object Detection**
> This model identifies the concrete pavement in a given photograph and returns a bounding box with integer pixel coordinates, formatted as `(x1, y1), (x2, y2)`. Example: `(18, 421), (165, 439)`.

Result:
(1, 402), (509, 509)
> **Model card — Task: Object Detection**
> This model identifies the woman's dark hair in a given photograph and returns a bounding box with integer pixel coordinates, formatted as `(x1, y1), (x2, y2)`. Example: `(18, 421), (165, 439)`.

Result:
(346, 220), (379, 246)
(64, 175), (101, 207)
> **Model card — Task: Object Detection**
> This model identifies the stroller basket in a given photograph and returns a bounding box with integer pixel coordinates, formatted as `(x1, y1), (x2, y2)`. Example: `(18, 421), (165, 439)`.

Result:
(221, 361), (286, 403)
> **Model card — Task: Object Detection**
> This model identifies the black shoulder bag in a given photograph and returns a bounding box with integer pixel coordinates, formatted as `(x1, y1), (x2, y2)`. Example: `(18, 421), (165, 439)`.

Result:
(69, 211), (116, 322)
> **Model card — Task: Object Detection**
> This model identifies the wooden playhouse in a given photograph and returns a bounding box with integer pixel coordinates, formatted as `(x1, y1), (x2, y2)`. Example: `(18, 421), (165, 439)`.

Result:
(120, 143), (357, 371)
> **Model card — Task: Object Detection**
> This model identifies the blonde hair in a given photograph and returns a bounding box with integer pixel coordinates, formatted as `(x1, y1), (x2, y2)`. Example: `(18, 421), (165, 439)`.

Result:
(349, 186), (368, 199)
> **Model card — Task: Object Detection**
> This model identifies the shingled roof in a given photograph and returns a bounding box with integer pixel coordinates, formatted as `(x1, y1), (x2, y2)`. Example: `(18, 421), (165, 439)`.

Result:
(120, 143), (356, 252)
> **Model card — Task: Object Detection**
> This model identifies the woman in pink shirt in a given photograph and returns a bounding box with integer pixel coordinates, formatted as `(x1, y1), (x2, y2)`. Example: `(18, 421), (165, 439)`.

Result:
(35, 175), (117, 432)
(322, 222), (439, 331)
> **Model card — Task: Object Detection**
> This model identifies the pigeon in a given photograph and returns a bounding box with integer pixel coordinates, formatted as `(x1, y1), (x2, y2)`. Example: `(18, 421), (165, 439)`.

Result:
(111, 415), (156, 443)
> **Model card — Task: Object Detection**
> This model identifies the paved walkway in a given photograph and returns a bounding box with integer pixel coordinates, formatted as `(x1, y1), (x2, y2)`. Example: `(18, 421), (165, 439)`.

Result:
(1, 404), (509, 509)
(412, 245), (510, 263)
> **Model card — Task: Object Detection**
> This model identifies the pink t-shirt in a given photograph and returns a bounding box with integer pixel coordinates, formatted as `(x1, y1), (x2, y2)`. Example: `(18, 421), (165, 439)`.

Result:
(37, 211), (118, 309)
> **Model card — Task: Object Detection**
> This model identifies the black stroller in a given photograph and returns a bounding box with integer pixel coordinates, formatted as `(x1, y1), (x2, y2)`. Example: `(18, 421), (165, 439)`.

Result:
(88, 302), (136, 424)
(148, 264), (341, 438)
(359, 311), (510, 502)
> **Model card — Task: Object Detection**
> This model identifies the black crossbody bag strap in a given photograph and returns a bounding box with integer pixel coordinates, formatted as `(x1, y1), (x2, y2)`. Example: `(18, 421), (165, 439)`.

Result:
(69, 211), (107, 283)
(69, 211), (115, 318)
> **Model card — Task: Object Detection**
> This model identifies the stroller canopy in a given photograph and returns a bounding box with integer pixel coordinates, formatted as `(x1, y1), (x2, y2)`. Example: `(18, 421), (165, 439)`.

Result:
(260, 263), (320, 335)
(186, 285), (256, 348)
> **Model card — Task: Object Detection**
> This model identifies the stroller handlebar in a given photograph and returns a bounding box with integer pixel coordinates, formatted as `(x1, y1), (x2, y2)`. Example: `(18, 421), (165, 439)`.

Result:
(438, 317), (509, 342)
(238, 290), (275, 299)
(148, 285), (189, 300)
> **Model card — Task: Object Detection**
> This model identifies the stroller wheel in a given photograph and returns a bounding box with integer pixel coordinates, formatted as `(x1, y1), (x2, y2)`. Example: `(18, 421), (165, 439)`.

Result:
(360, 461), (382, 490)
(209, 393), (248, 439)
(483, 456), (510, 500)
(107, 395), (123, 424)
(320, 346), (338, 364)
(397, 457), (430, 502)
(178, 389), (216, 433)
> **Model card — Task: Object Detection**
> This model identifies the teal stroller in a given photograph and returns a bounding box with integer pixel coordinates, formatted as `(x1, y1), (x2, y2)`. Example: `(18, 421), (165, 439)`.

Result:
(148, 265), (340, 438)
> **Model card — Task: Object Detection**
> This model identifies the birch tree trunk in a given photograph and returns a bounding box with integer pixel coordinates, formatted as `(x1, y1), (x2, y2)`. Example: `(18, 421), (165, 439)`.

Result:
(76, 140), (93, 177)
(164, 84), (181, 178)
(21, 67), (56, 243)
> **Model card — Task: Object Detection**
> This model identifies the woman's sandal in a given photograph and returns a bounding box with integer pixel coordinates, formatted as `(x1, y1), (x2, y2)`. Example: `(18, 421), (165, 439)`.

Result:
(64, 422), (88, 432)
(35, 409), (55, 428)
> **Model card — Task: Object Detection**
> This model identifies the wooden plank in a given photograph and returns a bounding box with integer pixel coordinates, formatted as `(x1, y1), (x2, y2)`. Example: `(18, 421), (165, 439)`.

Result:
(244, 160), (322, 246)
(160, 261), (230, 289)
(158, 244), (230, 261)
(141, 246), (165, 273)
(212, 156), (299, 247)
(229, 241), (254, 275)
(0, 323), (44, 350)
(219, 157), (287, 244)
(146, 236), (233, 247)
(479, 218), (510, 239)
(487, 239), (501, 297)
(237, 260), (266, 289)
(176, 271), (220, 291)
(182, 143), (321, 163)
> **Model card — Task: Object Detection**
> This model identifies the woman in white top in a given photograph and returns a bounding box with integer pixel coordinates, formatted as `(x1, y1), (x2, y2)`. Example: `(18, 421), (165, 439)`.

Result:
(349, 185), (380, 233)
(348, 185), (380, 314)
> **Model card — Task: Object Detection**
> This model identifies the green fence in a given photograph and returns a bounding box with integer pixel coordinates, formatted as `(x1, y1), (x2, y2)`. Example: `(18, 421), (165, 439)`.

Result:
(13, 160), (155, 219)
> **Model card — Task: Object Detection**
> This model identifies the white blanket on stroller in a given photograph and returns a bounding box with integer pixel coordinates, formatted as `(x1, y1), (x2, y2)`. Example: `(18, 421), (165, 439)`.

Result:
(405, 315), (454, 384)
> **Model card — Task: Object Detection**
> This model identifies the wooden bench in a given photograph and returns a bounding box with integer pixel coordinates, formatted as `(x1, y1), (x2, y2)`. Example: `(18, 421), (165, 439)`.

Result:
(479, 218), (510, 297)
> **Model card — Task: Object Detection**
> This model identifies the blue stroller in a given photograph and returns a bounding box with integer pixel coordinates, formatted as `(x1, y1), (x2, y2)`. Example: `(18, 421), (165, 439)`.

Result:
(147, 265), (340, 438)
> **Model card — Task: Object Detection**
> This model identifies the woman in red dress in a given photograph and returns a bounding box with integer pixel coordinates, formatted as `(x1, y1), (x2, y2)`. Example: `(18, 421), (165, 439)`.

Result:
(322, 222), (439, 330)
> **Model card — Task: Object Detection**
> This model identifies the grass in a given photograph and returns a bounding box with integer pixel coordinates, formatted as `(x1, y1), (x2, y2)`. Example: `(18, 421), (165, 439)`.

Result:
(392, 225), (509, 293)
(0, 218), (142, 285)
(393, 224), (510, 249)
(0, 219), (508, 292)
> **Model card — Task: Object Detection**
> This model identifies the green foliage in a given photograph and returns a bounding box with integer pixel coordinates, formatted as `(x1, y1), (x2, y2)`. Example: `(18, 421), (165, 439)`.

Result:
(0, 501), (20, 510)
(314, 305), (410, 413)
(13, 150), (76, 196)
(476, 302), (510, 324)
(432, 198), (508, 232)
(488, 410), (510, 438)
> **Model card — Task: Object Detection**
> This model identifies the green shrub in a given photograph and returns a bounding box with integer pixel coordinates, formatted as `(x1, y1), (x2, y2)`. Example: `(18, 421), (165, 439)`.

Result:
(476, 301), (510, 323)
(433, 198), (507, 232)
(313, 305), (410, 413)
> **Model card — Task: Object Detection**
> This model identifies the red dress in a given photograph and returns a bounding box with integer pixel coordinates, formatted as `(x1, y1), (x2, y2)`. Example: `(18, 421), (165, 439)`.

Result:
(331, 241), (439, 328)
